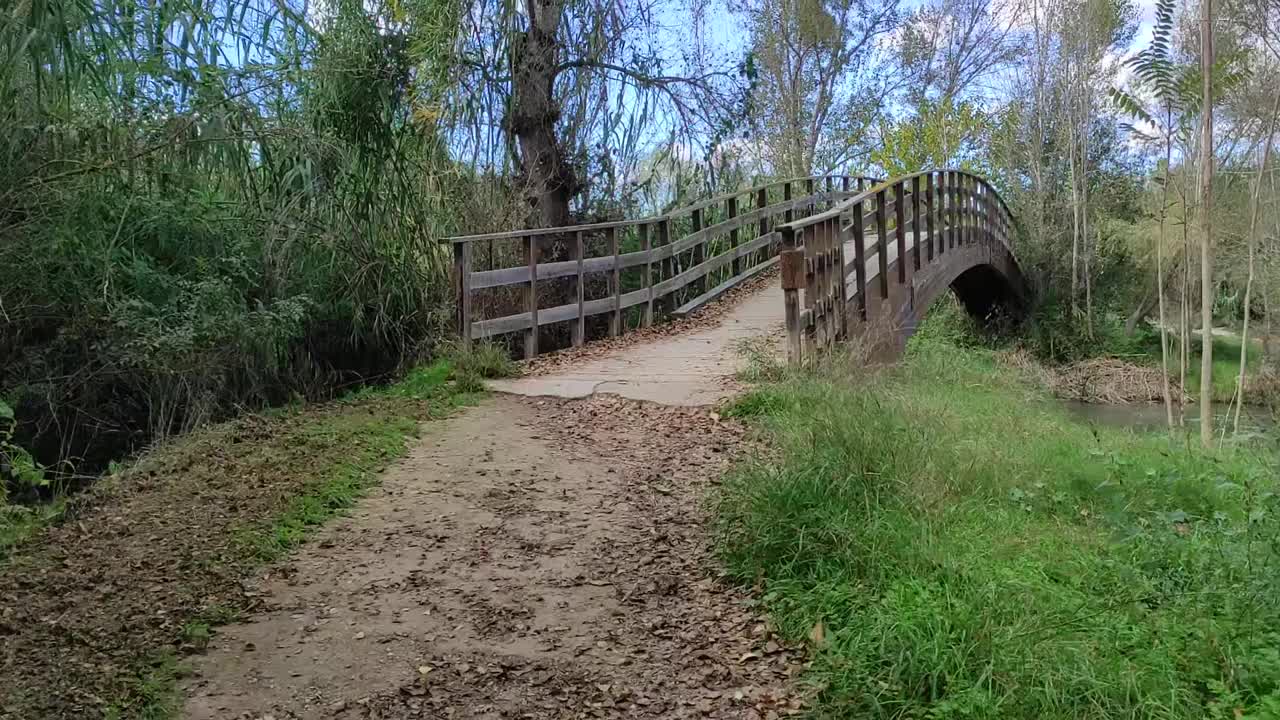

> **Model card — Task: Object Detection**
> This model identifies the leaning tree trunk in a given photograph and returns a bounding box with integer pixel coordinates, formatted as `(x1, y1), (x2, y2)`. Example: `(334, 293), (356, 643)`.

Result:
(512, 0), (576, 229)
(1198, 0), (1215, 448)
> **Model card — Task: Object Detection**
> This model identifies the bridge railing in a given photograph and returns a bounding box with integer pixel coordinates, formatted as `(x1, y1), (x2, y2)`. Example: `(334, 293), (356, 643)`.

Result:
(776, 170), (1015, 363)
(442, 175), (881, 358)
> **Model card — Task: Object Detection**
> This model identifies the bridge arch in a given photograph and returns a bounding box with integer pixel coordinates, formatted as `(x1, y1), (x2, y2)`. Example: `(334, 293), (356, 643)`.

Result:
(776, 169), (1029, 361)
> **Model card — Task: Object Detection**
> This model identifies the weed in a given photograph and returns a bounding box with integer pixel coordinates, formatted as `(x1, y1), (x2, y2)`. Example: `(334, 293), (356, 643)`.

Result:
(446, 340), (519, 381)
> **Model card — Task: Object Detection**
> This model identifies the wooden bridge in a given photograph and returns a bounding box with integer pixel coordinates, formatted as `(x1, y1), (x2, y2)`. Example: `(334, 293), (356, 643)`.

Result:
(443, 170), (1028, 365)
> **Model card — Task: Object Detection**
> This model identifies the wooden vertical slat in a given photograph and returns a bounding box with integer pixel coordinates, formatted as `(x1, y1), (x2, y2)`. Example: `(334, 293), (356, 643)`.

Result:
(852, 197), (868, 321)
(454, 241), (473, 349)
(608, 226), (621, 336)
(806, 178), (816, 217)
(949, 172), (959, 249)
(911, 175), (922, 271)
(641, 222), (654, 326)
(659, 217), (672, 315)
(784, 182), (794, 223)
(875, 189), (890, 299)
(803, 217), (817, 349)
(894, 181), (907, 285)
(756, 186), (769, 266)
(728, 195), (741, 276)
(524, 235), (539, 358)
(779, 226), (803, 364)
(572, 230), (585, 347)
(835, 213), (850, 339)
(926, 172), (936, 262)
(691, 207), (705, 298)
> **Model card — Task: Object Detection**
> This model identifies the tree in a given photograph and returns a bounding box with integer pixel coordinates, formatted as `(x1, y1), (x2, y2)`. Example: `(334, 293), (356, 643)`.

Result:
(737, 0), (901, 175)
(437, 0), (734, 228)
(1199, 0), (1215, 447)
(897, 0), (1025, 105)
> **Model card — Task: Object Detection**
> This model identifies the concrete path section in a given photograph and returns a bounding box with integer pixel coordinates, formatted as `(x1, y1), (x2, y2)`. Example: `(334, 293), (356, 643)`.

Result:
(489, 283), (786, 406)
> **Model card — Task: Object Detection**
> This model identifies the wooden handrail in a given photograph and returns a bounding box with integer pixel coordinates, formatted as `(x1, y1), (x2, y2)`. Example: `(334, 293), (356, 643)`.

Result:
(447, 174), (881, 357)
(776, 169), (1020, 364)
(441, 175), (881, 243)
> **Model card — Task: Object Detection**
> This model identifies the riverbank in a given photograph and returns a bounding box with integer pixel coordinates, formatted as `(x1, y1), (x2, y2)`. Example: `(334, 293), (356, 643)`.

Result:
(716, 336), (1279, 718)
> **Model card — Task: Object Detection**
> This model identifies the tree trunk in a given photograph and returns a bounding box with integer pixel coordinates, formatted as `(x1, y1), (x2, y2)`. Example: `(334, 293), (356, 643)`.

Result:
(1198, 0), (1214, 448)
(1158, 105), (1174, 429)
(1068, 115), (1080, 318)
(512, 0), (576, 229)
(1232, 91), (1279, 433)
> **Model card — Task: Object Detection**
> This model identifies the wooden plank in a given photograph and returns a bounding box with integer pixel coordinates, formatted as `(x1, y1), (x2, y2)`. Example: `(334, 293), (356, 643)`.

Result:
(673, 255), (780, 317)
(926, 172), (936, 261)
(641, 222), (654, 326)
(471, 288), (652, 339)
(757, 186), (769, 265)
(894, 181), (907, 285)
(875, 189), (889, 299)
(780, 247), (805, 290)
(608, 226), (621, 336)
(651, 232), (773, 297)
(454, 241), (473, 348)
(728, 195), (741, 277)
(572, 230), (584, 347)
(658, 218), (673, 316)
(524, 236), (538, 358)
(911, 174), (922, 271)
(852, 198), (867, 321)
(691, 207), (705, 299)
(472, 252), (653, 290)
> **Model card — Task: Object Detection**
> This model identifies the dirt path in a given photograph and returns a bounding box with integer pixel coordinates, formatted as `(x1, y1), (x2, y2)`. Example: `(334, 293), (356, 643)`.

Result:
(183, 286), (805, 719)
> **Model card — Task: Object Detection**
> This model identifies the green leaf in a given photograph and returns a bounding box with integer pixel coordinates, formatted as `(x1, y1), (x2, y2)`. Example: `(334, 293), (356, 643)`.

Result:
(0, 400), (13, 422)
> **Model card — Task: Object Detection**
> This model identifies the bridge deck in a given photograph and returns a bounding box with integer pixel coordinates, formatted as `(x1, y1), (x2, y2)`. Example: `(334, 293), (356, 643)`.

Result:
(488, 231), (922, 405)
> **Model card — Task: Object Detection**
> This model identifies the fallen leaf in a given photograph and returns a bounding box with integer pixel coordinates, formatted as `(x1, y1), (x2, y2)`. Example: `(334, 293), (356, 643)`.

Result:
(808, 621), (825, 647)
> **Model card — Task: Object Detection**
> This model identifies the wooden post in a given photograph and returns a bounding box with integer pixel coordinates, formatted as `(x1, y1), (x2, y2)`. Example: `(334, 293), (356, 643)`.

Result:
(572, 230), (585, 347)
(524, 235), (539, 358)
(806, 178), (816, 217)
(894, 181), (907, 285)
(608, 226), (621, 336)
(659, 217), (672, 315)
(836, 213), (850, 340)
(875, 188), (890, 299)
(949, 172), (959, 250)
(911, 175), (922, 271)
(757, 186), (769, 266)
(642, 222), (654, 326)
(454, 241), (473, 349)
(780, 226), (804, 364)
(784, 181), (794, 224)
(926, 172), (936, 263)
(852, 197), (868, 321)
(728, 195), (741, 276)
(691, 207), (705, 298)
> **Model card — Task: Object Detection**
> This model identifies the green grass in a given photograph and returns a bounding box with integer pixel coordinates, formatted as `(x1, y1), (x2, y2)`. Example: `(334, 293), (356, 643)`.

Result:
(718, 335), (1280, 719)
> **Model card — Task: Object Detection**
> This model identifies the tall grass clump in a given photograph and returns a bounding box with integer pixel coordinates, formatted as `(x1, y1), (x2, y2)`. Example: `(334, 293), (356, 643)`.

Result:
(0, 0), (508, 496)
(717, 332), (1280, 718)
